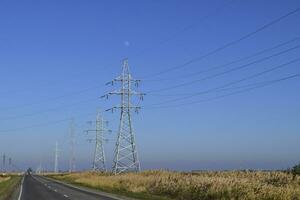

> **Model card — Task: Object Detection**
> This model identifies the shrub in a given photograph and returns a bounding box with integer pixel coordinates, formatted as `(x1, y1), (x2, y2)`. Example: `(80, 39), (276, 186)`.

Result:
(292, 163), (300, 177)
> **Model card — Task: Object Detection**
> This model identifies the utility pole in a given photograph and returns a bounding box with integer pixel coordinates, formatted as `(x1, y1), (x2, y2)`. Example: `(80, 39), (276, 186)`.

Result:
(102, 59), (145, 174)
(85, 110), (111, 172)
(69, 119), (76, 173)
(54, 142), (59, 173)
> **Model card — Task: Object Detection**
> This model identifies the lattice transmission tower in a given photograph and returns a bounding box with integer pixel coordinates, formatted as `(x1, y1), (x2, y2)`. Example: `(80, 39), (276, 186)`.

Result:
(2, 154), (5, 172)
(85, 110), (111, 171)
(8, 158), (12, 173)
(54, 142), (59, 173)
(102, 59), (145, 174)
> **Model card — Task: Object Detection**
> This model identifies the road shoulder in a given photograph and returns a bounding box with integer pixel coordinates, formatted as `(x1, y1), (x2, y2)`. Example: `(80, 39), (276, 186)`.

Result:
(0, 176), (23, 200)
(38, 175), (138, 200)
(10, 181), (21, 200)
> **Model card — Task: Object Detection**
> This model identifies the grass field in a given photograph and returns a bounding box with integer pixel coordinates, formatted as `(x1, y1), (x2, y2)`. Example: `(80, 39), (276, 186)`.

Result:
(49, 170), (300, 200)
(0, 175), (21, 200)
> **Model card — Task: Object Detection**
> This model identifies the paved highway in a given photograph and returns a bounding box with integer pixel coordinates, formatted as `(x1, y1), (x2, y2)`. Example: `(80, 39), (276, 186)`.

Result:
(19, 174), (124, 200)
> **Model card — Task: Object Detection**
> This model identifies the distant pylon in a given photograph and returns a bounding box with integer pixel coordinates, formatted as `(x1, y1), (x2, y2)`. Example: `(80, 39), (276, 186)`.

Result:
(36, 160), (42, 174)
(69, 119), (76, 173)
(102, 59), (145, 174)
(54, 142), (59, 173)
(85, 110), (111, 171)
(2, 154), (6, 172)
(8, 158), (12, 172)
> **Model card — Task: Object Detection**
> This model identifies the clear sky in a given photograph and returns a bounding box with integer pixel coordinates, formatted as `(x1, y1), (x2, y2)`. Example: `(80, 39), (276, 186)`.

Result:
(0, 0), (299, 171)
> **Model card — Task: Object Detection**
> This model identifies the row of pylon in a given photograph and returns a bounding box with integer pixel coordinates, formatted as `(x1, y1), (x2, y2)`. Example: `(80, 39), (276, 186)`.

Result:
(52, 59), (144, 175)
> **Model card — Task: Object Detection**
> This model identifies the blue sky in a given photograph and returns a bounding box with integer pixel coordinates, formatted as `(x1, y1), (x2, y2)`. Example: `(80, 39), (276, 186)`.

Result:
(0, 0), (299, 171)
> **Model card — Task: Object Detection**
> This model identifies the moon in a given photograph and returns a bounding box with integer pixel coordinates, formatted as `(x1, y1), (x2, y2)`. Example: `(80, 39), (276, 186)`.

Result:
(124, 41), (130, 47)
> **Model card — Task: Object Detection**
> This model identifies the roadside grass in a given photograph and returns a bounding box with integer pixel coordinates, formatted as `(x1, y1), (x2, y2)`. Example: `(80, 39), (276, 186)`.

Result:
(49, 170), (300, 200)
(0, 175), (21, 200)
(49, 173), (172, 200)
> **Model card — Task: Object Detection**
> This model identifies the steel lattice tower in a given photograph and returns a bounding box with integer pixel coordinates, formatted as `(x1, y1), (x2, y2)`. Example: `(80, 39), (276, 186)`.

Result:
(54, 142), (59, 173)
(2, 154), (6, 172)
(103, 59), (145, 174)
(8, 158), (12, 172)
(85, 111), (111, 171)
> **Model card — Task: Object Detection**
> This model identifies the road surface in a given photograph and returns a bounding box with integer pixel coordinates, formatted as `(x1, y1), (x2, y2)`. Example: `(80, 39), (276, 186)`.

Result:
(20, 174), (123, 200)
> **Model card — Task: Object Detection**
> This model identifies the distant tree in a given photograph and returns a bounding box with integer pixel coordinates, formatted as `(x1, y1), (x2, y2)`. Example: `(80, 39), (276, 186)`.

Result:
(291, 163), (300, 178)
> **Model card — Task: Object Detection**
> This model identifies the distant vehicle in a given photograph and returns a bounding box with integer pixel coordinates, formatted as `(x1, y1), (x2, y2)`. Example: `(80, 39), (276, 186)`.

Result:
(27, 168), (33, 175)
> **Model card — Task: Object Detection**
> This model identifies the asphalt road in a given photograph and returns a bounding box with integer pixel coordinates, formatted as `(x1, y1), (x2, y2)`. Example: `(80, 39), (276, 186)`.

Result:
(19, 174), (122, 200)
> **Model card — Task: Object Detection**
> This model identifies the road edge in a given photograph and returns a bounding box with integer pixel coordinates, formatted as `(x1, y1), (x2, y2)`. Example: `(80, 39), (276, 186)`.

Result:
(17, 176), (24, 200)
(8, 176), (23, 200)
(37, 175), (138, 200)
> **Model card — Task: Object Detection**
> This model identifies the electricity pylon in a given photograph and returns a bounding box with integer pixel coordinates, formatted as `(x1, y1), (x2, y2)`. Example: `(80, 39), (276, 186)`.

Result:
(102, 59), (145, 174)
(54, 142), (59, 173)
(2, 154), (5, 172)
(36, 160), (43, 174)
(8, 158), (12, 172)
(85, 110), (111, 171)
(69, 119), (76, 173)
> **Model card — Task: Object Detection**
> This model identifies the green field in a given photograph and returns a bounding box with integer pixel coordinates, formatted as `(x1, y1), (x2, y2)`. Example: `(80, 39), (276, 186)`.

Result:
(0, 175), (21, 200)
(49, 170), (300, 200)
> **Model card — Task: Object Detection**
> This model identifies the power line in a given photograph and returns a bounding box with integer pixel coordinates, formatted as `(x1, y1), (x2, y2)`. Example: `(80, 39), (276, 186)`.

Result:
(1, 63), (109, 97)
(0, 97), (99, 121)
(145, 73), (300, 109)
(142, 7), (300, 79)
(0, 85), (103, 112)
(0, 118), (70, 133)
(135, 0), (236, 57)
(147, 44), (300, 94)
(1, 38), (294, 117)
(0, 2), (233, 135)
(0, 111), (97, 133)
(146, 57), (300, 106)
(7, 45), (300, 121)
(144, 37), (300, 82)
(149, 80), (281, 97)
(0, 1), (233, 115)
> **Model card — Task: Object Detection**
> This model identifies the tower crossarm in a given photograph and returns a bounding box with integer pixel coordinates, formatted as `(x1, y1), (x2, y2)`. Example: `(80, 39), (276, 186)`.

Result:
(105, 105), (141, 113)
(101, 90), (145, 99)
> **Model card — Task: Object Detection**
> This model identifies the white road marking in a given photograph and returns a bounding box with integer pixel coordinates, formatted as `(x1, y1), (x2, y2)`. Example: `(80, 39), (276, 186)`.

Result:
(33, 176), (68, 198)
(18, 176), (24, 200)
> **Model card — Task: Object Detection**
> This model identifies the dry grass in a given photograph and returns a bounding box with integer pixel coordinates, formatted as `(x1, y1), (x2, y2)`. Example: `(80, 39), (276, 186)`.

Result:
(50, 170), (300, 200)
(0, 175), (21, 200)
(0, 177), (10, 184)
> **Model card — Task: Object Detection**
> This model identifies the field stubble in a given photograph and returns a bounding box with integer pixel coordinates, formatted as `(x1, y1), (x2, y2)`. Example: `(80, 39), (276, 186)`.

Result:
(50, 170), (300, 200)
